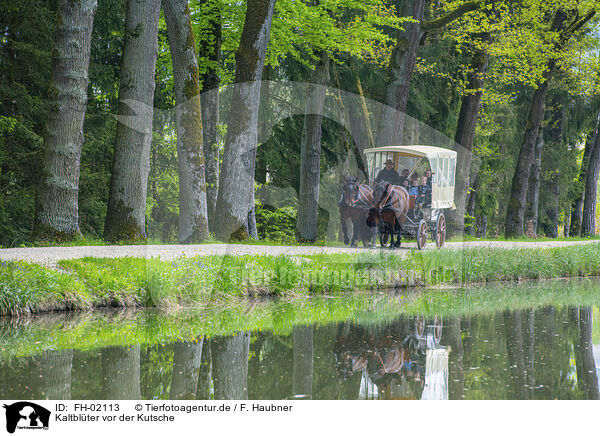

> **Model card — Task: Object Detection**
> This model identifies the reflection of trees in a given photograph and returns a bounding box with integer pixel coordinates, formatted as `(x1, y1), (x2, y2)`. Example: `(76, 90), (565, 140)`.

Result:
(39, 349), (73, 400)
(212, 332), (250, 400)
(196, 340), (212, 400)
(102, 345), (141, 400)
(503, 310), (529, 400)
(446, 318), (464, 400)
(293, 325), (313, 399)
(574, 308), (599, 400)
(170, 339), (203, 400)
(521, 309), (535, 399)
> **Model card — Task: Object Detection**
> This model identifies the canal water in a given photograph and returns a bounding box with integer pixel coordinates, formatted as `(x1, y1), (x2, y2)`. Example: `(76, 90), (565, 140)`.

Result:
(1, 279), (600, 400)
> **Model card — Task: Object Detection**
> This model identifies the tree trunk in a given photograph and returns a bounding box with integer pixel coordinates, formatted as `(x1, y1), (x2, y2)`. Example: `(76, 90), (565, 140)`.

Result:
(465, 171), (479, 236)
(164, 0), (209, 243)
(582, 121), (600, 236)
(296, 52), (330, 242)
(102, 345), (141, 400)
(33, 0), (97, 241)
(376, 0), (426, 145)
(104, 0), (161, 242)
(170, 339), (203, 400)
(449, 35), (489, 234)
(292, 325), (314, 399)
(544, 174), (560, 238)
(574, 308), (600, 400)
(214, 0), (276, 241)
(525, 127), (543, 236)
(212, 333), (251, 400)
(199, 0), (222, 233)
(505, 11), (567, 238)
(570, 127), (597, 236)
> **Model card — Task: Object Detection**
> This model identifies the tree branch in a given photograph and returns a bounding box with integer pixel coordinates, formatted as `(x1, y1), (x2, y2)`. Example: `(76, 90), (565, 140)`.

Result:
(421, 0), (486, 32)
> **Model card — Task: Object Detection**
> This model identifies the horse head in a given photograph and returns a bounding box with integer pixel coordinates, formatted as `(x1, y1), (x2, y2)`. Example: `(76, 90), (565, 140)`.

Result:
(373, 181), (390, 209)
(342, 176), (360, 206)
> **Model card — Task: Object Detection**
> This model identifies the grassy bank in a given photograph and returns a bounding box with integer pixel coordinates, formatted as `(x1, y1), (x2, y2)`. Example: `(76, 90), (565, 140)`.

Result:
(2, 278), (600, 359)
(2, 243), (600, 316)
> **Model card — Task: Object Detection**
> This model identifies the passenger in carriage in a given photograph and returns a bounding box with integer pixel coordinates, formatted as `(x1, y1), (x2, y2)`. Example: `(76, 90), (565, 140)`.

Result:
(416, 176), (431, 208)
(408, 173), (420, 197)
(398, 168), (410, 185)
(401, 178), (409, 191)
(424, 169), (432, 187)
(375, 159), (401, 185)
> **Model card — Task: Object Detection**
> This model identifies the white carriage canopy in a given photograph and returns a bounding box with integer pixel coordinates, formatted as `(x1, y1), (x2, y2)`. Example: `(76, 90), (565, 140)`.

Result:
(364, 145), (457, 210)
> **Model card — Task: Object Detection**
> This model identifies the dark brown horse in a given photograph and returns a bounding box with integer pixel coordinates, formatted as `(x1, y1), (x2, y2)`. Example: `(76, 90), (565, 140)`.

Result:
(339, 176), (375, 247)
(366, 181), (409, 248)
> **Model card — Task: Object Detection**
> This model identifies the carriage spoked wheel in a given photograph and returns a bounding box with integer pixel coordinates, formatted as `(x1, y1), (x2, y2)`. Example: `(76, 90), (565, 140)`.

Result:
(435, 213), (446, 249)
(417, 220), (428, 250)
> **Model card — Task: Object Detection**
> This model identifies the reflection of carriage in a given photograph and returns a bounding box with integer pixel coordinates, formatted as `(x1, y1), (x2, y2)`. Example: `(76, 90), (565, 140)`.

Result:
(364, 146), (456, 249)
(334, 316), (447, 400)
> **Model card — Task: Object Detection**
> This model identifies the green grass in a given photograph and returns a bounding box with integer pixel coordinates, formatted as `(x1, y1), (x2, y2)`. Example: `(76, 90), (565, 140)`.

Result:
(2, 243), (600, 316)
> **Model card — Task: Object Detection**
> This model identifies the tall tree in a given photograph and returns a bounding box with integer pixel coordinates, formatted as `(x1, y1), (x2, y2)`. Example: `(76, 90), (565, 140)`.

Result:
(214, 0), (276, 240)
(505, 9), (595, 237)
(197, 0), (222, 233)
(525, 127), (543, 236)
(164, 0), (209, 243)
(104, 0), (161, 242)
(570, 127), (597, 236)
(582, 119), (600, 236)
(296, 52), (330, 242)
(449, 33), (490, 234)
(33, 0), (97, 241)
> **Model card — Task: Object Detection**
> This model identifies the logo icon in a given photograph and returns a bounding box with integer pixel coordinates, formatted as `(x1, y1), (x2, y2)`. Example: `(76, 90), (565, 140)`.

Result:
(2, 402), (50, 434)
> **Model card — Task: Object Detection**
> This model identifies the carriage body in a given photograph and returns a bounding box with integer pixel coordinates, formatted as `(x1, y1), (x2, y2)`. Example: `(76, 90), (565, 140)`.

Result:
(364, 145), (457, 249)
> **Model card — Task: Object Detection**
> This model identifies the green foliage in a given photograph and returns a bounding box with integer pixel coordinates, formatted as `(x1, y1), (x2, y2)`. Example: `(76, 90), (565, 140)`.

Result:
(255, 200), (297, 243)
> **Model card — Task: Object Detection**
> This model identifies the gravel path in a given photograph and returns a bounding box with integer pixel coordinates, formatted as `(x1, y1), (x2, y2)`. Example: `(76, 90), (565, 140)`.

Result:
(0, 239), (597, 268)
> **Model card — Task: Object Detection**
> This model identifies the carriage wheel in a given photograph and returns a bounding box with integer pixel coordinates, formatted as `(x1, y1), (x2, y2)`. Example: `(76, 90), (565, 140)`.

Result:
(435, 213), (446, 249)
(417, 220), (428, 250)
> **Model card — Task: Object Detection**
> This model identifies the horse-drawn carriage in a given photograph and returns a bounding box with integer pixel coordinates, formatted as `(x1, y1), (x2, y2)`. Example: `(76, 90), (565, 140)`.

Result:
(365, 145), (456, 249)
(340, 145), (456, 249)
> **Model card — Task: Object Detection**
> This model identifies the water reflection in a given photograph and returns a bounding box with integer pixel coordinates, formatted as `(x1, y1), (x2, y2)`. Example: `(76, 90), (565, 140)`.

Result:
(1, 306), (599, 400)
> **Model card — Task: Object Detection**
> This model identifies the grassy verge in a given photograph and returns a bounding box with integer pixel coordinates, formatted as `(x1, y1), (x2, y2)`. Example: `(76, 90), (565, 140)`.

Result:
(2, 243), (600, 316)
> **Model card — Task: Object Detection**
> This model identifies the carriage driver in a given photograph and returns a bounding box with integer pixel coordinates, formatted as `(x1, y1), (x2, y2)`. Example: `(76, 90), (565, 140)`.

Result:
(375, 159), (401, 185)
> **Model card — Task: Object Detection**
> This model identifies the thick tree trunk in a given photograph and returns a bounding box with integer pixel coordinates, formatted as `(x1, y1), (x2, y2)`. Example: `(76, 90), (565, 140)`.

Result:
(214, 0), (276, 240)
(574, 308), (600, 400)
(104, 0), (161, 242)
(170, 339), (203, 399)
(570, 128), (597, 236)
(376, 0), (426, 145)
(212, 333), (251, 400)
(164, 0), (209, 243)
(102, 345), (141, 400)
(582, 122), (600, 236)
(33, 0), (97, 241)
(296, 52), (330, 242)
(198, 0), (222, 234)
(505, 11), (568, 237)
(292, 325), (314, 399)
(449, 36), (489, 234)
(525, 127), (543, 236)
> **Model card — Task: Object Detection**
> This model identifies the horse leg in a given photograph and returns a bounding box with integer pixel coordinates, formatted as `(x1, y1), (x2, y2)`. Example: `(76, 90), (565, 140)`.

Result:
(350, 216), (358, 247)
(389, 226), (395, 250)
(394, 218), (401, 248)
(340, 209), (349, 245)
